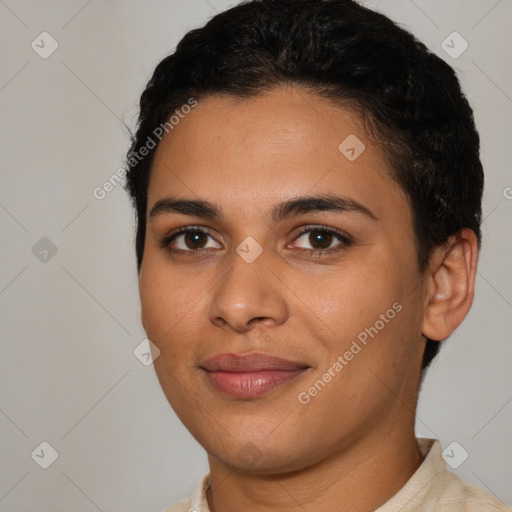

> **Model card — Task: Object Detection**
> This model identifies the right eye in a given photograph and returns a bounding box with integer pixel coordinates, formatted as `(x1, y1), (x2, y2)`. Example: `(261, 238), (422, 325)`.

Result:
(159, 226), (222, 254)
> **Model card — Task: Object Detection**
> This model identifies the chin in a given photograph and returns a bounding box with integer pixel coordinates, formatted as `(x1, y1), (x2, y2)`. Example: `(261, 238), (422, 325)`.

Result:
(195, 420), (319, 474)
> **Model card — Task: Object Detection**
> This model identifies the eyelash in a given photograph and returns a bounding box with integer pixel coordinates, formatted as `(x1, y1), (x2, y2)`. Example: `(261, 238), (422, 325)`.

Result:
(159, 225), (353, 258)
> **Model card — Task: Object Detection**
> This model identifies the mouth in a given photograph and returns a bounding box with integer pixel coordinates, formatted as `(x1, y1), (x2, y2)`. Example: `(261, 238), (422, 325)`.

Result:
(200, 352), (310, 399)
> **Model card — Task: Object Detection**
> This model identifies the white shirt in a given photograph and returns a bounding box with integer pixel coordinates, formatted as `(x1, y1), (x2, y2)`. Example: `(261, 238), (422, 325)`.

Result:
(164, 438), (511, 511)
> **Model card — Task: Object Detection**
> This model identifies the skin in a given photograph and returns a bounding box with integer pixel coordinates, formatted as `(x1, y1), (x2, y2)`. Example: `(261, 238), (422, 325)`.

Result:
(139, 85), (478, 512)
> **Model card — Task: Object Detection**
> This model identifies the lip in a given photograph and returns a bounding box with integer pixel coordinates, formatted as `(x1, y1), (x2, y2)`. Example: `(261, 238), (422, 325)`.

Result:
(200, 352), (310, 398)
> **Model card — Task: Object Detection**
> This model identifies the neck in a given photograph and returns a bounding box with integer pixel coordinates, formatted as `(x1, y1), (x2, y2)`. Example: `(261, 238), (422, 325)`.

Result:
(206, 418), (423, 512)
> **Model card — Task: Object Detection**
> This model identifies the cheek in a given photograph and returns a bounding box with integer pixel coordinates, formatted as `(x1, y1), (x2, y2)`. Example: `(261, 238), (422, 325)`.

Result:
(305, 261), (401, 337)
(139, 258), (202, 347)
(308, 256), (422, 379)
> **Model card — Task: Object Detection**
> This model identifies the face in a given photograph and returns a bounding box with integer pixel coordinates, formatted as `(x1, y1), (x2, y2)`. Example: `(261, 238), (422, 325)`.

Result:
(139, 86), (428, 474)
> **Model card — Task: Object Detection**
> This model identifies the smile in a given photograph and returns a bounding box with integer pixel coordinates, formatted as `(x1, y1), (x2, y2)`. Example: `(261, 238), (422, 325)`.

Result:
(200, 352), (310, 398)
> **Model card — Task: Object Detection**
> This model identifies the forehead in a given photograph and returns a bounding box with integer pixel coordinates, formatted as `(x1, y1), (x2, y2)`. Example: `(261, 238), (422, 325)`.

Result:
(147, 86), (408, 220)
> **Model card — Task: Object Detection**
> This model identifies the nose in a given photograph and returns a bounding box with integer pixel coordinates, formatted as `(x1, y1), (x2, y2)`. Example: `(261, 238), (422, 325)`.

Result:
(208, 247), (289, 333)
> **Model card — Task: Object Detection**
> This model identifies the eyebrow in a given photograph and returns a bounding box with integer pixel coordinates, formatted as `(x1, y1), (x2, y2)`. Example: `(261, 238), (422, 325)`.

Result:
(149, 194), (378, 223)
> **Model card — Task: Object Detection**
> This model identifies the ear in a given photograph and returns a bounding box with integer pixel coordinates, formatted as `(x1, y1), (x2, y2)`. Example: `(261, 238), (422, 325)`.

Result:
(421, 228), (479, 341)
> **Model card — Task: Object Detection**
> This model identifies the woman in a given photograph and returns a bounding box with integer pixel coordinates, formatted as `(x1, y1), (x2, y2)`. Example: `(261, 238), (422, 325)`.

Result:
(124, 1), (509, 510)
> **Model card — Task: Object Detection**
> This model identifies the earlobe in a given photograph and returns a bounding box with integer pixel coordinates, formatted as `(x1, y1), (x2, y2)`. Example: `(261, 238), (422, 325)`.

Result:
(421, 228), (479, 341)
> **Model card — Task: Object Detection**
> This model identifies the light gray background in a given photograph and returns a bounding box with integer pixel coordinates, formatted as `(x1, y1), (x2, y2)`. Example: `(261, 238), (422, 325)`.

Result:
(0, 0), (511, 510)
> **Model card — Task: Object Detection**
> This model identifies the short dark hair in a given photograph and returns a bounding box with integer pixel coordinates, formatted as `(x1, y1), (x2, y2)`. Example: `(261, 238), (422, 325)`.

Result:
(124, 0), (484, 372)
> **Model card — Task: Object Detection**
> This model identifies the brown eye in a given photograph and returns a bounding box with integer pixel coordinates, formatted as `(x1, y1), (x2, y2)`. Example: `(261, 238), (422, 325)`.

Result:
(160, 227), (221, 253)
(183, 230), (208, 249)
(308, 230), (334, 250)
(291, 226), (353, 254)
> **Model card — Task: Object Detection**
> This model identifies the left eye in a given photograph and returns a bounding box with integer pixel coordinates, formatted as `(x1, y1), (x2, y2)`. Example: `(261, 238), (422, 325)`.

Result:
(291, 227), (352, 252)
